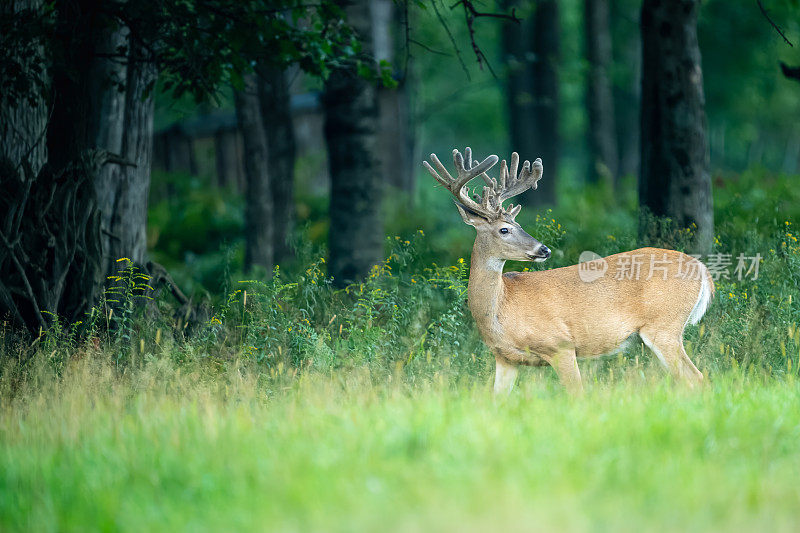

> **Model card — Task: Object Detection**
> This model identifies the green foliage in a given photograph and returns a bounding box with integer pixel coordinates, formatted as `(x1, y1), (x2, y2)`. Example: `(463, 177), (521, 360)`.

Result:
(193, 231), (487, 374)
(0, 0), (359, 111)
(699, 0), (800, 169)
(125, 0), (358, 101)
(104, 259), (155, 365)
(148, 172), (244, 294)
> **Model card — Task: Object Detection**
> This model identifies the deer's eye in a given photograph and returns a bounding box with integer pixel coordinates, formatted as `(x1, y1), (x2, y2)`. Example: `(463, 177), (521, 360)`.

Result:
(499, 228), (510, 235)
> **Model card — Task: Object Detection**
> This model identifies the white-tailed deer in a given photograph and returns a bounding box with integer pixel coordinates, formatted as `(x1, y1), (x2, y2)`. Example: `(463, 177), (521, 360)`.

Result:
(424, 148), (713, 394)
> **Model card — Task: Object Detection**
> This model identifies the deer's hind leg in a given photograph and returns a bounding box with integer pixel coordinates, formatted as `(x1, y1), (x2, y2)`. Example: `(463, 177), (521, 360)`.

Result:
(639, 326), (703, 387)
(542, 348), (583, 395)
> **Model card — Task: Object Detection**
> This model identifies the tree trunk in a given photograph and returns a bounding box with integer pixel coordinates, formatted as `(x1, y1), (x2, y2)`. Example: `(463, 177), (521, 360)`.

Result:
(323, 0), (381, 286)
(501, 0), (537, 178)
(527, 0), (560, 205)
(214, 128), (243, 189)
(0, 0), (49, 177)
(258, 66), (296, 266)
(640, 0), (713, 253)
(91, 26), (128, 284)
(372, 0), (414, 197)
(584, 0), (618, 185)
(21, 0), (105, 327)
(0, 2), (159, 332)
(101, 51), (156, 278)
(235, 74), (273, 273)
(0, 0), (52, 330)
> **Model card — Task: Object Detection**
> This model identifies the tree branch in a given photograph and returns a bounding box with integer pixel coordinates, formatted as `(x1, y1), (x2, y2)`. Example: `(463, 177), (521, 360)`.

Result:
(0, 229), (46, 330)
(431, 0), (470, 80)
(757, 0), (794, 47)
(409, 39), (450, 56)
(450, 0), (521, 23)
(449, 0), (516, 75)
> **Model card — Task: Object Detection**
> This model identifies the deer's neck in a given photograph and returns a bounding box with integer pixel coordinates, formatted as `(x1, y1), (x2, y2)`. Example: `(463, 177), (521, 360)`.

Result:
(467, 242), (506, 337)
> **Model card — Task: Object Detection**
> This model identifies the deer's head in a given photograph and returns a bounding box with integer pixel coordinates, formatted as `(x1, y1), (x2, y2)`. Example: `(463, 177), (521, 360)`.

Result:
(424, 148), (550, 263)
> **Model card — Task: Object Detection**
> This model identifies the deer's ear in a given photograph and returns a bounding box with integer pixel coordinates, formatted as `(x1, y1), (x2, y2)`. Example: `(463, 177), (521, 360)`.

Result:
(455, 201), (487, 227)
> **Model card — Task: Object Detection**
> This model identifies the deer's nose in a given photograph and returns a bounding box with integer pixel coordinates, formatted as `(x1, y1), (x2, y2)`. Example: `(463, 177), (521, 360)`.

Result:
(538, 245), (551, 259)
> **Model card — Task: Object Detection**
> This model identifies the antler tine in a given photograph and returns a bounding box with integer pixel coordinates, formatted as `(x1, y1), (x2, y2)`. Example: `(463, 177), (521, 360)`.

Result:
(422, 153), (454, 188)
(497, 154), (544, 203)
(423, 148), (500, 219)
(464, 146), (473, 171)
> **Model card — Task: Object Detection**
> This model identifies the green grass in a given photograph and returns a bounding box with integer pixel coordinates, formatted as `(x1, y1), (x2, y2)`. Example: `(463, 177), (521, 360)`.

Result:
(2, 355), (800, 532)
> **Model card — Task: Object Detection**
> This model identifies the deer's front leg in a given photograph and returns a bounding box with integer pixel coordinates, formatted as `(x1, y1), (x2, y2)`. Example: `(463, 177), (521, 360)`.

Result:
(493, 356), (519, 395)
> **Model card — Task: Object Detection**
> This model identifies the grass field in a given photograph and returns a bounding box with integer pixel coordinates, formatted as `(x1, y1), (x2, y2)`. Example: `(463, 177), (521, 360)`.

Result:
(2, 354), (800, 532)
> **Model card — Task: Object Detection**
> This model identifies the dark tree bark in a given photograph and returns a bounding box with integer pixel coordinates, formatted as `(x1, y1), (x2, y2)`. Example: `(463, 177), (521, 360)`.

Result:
(257, 66), (296, 266)
(323, 0), (381, 285)
(0, 1), (158, 331)
(526, 0), (560, 205)
(501, 0), (537, 177)
(235, 74), (273, 273)
(640, 0), (713, 253)
(46, 5), (156, 313)
(0, 0), (49, 177)
(0, 0), (50, 329)
(5, 0), (108, 328)
(584, 0), (618, 185)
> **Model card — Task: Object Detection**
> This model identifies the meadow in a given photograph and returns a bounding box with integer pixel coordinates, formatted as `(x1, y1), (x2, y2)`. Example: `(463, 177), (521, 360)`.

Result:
(2, 168), (800, 531)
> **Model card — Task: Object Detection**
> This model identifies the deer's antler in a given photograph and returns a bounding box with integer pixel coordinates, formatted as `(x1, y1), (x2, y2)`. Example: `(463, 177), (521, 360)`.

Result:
(423, 147), (500, 219)
(424, 148), (543, 221)
(481, 152), (543, 219)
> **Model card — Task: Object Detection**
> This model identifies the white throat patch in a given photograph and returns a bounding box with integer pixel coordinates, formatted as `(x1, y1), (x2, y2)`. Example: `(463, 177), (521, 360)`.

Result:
(485, 258), (506, 272)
